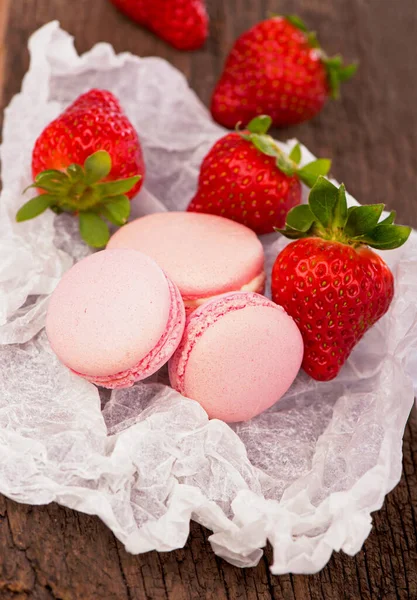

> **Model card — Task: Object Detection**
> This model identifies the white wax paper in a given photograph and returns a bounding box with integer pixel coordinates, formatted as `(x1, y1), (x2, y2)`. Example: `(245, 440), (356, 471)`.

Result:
(0, 22), (416, 574)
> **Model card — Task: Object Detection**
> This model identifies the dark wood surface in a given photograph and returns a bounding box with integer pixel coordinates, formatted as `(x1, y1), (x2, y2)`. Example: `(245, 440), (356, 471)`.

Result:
(1, 1), (416, 598)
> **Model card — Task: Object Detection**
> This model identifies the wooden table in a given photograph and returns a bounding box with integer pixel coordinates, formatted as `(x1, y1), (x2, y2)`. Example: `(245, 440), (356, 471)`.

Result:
(1, 1), (416, 598)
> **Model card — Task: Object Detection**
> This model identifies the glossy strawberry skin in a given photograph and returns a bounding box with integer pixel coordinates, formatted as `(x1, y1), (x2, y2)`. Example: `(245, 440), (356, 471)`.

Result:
(187, 132), (301, 234)
(32, 89), (144, 199)
(271, 239), (394, 381)
(110, 0), (208, 51)
(211, 17), (328, 129)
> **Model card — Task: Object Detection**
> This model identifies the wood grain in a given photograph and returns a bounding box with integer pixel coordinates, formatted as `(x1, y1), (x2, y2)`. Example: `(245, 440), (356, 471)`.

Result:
(0, 0), (10, 110)
(0, 0), (416, 598)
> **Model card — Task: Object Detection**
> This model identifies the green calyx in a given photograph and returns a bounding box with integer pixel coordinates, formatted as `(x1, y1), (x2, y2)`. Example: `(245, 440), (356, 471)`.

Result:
(277, 176), (411, 251)
(323, 56), (358, 100)
(285, 14), (358, 99)
(16, 150), (141, 248)
(239, 115), (331, 188)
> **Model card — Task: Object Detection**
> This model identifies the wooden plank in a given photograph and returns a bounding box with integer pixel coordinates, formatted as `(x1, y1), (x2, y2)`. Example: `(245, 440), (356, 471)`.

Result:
(0, 0), (416, 599)
(0, 0), (10, 111)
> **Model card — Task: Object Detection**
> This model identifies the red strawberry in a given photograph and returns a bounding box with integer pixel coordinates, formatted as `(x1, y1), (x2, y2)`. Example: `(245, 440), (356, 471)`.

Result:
(271, 177), (411, 381)
(16, 89), (145, 248)
(187, 115), (331, 234)
(110, 0), (208, 51)
(211, 15), (357, 129)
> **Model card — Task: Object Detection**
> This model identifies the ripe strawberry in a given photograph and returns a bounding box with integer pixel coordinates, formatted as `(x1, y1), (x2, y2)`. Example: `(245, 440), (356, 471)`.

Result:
(211, 15), (357, 129)
(16, 89), (145, 248)
(271, 177), (411, 381)
(187, 115), (331, 234)
(110, 0), (208, 51)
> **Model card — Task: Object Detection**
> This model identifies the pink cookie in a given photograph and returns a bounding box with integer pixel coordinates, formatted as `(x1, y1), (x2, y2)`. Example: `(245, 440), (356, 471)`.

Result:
(107, 212), (265, 313)
(169, 292), (304, 423)
(46, 249), (185, 389)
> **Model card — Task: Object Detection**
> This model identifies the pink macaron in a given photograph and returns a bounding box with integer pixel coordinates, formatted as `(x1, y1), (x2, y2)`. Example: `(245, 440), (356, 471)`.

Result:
(169, 292), (304, 423)
(46, 249), (185, 389)
(107, 212), (265, 313)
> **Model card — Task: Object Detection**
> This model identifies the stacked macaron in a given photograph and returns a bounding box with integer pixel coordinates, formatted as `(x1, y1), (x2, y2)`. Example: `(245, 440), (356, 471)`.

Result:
(46, 212), (303, 422)
(107, 212), (266, 313)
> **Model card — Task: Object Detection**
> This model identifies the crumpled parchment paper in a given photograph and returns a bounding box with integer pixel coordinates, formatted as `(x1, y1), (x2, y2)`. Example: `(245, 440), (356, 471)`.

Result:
(0, 21), (416, 575)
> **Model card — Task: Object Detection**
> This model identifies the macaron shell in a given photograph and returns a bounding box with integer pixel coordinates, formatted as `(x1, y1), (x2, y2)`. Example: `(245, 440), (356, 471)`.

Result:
(169, 292), (303, 423)
(107, 212), (265, 299)
(46, 249), (171, 377)
(79, 275), (185, 388)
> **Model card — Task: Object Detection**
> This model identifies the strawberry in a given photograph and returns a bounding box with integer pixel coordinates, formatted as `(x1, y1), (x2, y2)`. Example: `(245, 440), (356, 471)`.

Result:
(16, 89), (145, 248)
(110, 0), (208, 51)
(271, 177), (411, 381)
(187, 115), (331, 234)
(211, 15), (357, 129)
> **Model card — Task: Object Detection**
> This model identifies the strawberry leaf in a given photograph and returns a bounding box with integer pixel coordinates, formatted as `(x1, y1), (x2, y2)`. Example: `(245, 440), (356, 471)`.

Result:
(286, 204), (316, 232)
(353, 224), (411, 250)
(79, 212), (110, 248)
(276, 153), (295, 176)
(246, 115), (272, 135)
(33, 181), (69, 195)
(339, 63), (359, 82)
(297, 159), (331, 188)
(249, 134), (279, 157)
(16, 195), (54, 222)
(67, 164), (85, 182)
(285, 14), (308, 32)
(333, 183), (348, 229)
(325, 55), (343, 68)
(31, 169), (71, 195)
(96, 176), (141, 198)
(100, 195), (131, 226)
(308, 176), (339, 228)
(289, 143), (302, 165)
(307, 31), (320, 49)
(84, 150), (112, 185)
(323, 56), (358, 100)
(276, 228), (310, 239)
(345, 204), (385, 237)
(34, 169), (68, 183)
(285, 15), (320, 49)
(378, 210), (396, 225)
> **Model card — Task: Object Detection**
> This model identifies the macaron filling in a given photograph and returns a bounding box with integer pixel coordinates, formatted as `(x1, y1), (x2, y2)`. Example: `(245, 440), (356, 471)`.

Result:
(72, 276), (185, 389)
(169, 291), (287, 395)
(181, 270), (266, 312)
